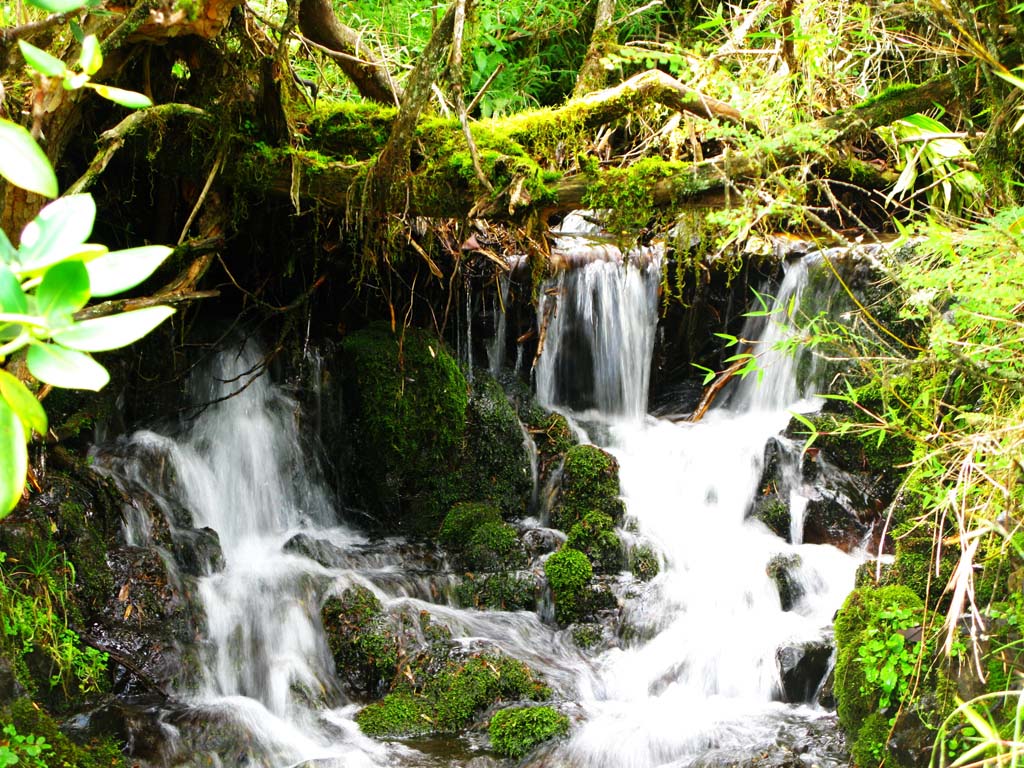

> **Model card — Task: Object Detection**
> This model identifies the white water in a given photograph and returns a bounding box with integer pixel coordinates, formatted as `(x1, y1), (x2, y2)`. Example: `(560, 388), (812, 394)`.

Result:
(93, 246), (862, 768)
(536, 253), (861, 767)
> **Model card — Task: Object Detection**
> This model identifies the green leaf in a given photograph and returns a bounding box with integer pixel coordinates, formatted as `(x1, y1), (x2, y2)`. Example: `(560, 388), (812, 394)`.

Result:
(26, 342), (109, 390)
(78, 35), (102, 76)
(0, 229), (16, 264)
(0, 119), (58, 198)
(17, 194), (96, 274)
(85, 245), (172, 296)
(86, 83), (152, 108)
(53, 306), (174, 352)
(0, 370), (47, 436)
(0, 264), (28, 314)
(18, 40), (67, 77)
(36, 260), (90, 324)
(24, 0), (87, 12)
(0, 397), (27, 517)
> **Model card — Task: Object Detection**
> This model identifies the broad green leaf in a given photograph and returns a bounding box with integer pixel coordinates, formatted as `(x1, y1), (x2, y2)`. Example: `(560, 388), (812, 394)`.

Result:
(18, 40), (67, 77)
(86, 245), (172, 296)
(79, 35), (102, 76)
(0, 397), (27, 516)
(63, 71), (90, 90)
(36, 260), (90, 324)
(0, 120), (58, 198)
(87, 84), (152, 109)
(24, 0), (87, 12)
(0, 229), (15, 264)
(0, 264), (28, 314)
(26, 342), (109, 390)
(0, 370), (47, 436)
(17, 194), (96, 274)
(53, 305), (174, 351)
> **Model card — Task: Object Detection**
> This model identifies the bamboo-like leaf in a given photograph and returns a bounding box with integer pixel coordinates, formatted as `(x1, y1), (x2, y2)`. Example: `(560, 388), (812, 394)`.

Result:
(0, 120), (58, 198)
(85, 245), (172, 296)
(18, 40), (67, 77)
(0, 370), (47, 436)
(87, 83), (152, 108)
(26, 342), (109, 390)
(53, 306), (175, 351)
(0, 397), (27, 516)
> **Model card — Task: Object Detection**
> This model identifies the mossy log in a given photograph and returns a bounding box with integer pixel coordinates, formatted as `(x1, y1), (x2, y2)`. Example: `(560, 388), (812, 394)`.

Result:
(229, 68), (958, 224)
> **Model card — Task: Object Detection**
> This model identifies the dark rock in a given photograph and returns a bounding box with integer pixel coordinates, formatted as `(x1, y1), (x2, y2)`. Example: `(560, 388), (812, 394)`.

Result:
(521, 528), (565, 559)
(171, 526), (224, 577)
(766, 554), (803, 611)
(777, 636), (834, 703)
(802, 489), (869, 552)
(0, 655), (25, 706)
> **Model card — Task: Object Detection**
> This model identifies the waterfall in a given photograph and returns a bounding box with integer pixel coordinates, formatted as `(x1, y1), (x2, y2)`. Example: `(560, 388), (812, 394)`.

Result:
(537, 254), (860, 767)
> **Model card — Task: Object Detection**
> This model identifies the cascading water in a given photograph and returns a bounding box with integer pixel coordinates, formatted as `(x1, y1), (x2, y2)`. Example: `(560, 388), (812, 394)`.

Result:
(92, 236), (864, 768)
(536, 250), (861, 768)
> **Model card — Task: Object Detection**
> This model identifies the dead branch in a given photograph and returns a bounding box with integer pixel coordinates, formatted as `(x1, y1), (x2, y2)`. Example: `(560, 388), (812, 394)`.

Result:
(689, 358), (746, 422)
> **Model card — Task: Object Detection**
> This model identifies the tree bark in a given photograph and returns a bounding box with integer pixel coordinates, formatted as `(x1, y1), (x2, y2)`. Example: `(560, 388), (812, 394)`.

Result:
(298, 0), (400, 105)
(574, 0), (618, 97)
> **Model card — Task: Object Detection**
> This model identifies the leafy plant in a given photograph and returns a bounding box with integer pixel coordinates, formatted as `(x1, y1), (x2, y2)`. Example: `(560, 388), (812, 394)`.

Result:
(859, 605), (919, 710)
(0, 723), (51, 768)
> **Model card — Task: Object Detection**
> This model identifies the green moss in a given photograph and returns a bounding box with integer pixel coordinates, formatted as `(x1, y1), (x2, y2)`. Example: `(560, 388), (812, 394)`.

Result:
(454, 573), (536, 611)
(4, 698), (127, 768)
(321, 586), (399, 697)
(553, 445), (623, 531)
(459, 373), (534, 518)
(439, 503), (503, 549)
(565, 511), (623, 573)
(833, 585), (923, 735)
(355, 692), (433, 737)
(751, 499), (790, 539)
(629, 545), (660, 582)
(309, 102), (398, 160)
(489, 706), (569, 758)
(464, 521), (526, 571)
(544, 548), (593, 625)
(571, 623), (602, 649)
(341, 324), (468, 535)
(359, 651), (550, 738)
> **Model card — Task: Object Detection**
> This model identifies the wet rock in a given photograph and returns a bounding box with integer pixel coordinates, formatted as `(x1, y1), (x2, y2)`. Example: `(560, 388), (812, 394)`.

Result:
(802, 489), (869, 552)
(321, 585), (399, 699)
(766, 554), (803, 611)
(522, 528), (565, 559)
(61, 695), (171, 762)
(172, 526), (224, 577)
(748, 439), (792, 541)
(776, 636), (833, 703)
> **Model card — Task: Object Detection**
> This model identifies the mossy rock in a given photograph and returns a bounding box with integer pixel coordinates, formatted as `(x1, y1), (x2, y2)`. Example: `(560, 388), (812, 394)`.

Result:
(439, 503), (526, 572)
(766, 554), (803, 612)
(552, 445), (623, 531)
(750, 497), (791, 540)
(461, 372), (534, 519)
(454, 573), (537, 611)
(321, 586), (399, 698)
(489, 705), (569, 758)
(358, 649), (550, 738)
(565, 511), (623, 573)
(3, 697), (128, 768)
(629, 545), (660, 582)
(544, 548), (593, 625)
(880, 520), (960, 611)
(833, 584), (923, 755)
(341, 323), (468, 536)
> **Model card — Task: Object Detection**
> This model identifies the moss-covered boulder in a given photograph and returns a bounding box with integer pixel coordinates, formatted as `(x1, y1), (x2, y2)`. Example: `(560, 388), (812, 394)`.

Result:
(565, 511), (623, 573)
(544, 548), (593, 625)
(454, 573), (538, 611)
(552, 445), (623, 531)
(321, 586), (399, 698)
(461, 372), (534, 518)
(341, 323), (469, 535)
(489, 705), (569, 758)
(356, 649), (550, 738)
(628, 545), (660, 581)
(439, 503), (526, 572)
(2, 697), (128, 768)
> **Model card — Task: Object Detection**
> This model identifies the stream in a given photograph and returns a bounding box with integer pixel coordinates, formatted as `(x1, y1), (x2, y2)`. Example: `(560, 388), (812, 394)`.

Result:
(93, 231), (866, 767)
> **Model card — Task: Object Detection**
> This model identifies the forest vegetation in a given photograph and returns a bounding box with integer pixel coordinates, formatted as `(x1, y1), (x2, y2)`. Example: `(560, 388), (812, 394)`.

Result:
(3, 0), (1024, 765)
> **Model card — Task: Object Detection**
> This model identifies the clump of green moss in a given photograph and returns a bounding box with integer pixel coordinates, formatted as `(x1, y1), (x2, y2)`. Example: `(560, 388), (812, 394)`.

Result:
(545, 548), (593, 625)
(439, 503), (525, 572)
(565, 511), (622, 573)
(629, 545), (660, 581)
(357, 650), (551, 738)
(552, 445), (623, 531)
(321, 586), (399, 697)
(489, 706), (569, 758)
(460, 372), (534, 518)
(4, 698), (127, 768)
(341, 324), (468, 535)
(571, 623), (602, 649)
(454, 573), (537, 611)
